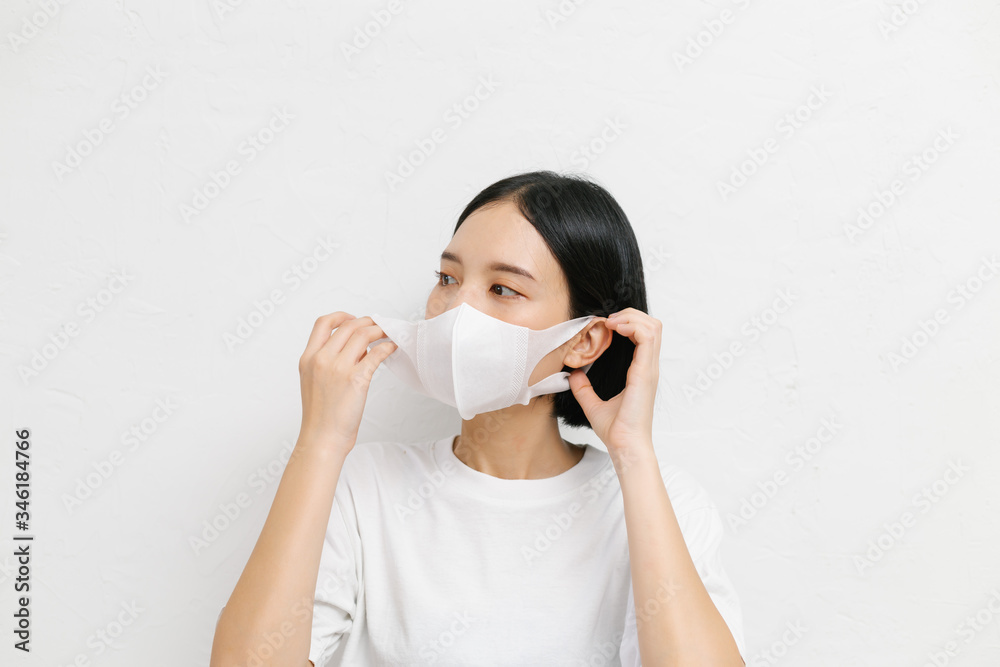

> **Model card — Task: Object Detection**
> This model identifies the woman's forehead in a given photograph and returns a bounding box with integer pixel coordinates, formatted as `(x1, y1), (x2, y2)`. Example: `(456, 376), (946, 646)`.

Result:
(448, 204), (558, 277)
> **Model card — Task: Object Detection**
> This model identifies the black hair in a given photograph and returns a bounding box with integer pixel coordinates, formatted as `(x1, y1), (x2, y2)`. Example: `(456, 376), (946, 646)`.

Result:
(453, 170), (649, 431)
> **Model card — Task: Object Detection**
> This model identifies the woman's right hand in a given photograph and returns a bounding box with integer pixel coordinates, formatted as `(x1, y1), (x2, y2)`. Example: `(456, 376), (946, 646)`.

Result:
(296, 312), (397, 454)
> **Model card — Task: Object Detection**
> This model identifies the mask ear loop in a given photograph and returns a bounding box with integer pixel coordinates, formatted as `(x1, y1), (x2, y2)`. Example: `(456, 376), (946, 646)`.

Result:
(523, 316), (597, 396)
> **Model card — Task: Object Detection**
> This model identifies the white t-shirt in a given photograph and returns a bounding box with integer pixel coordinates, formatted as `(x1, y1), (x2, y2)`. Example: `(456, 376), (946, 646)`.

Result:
(307, 435), (746, 666)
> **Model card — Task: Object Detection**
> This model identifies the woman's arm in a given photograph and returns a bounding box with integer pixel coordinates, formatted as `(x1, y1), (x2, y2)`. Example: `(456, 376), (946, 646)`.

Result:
(614, 442), (744, 667)
(210, 437), (350, 666)
(569, 308), (744, 666)
(210, 312), (397, 666)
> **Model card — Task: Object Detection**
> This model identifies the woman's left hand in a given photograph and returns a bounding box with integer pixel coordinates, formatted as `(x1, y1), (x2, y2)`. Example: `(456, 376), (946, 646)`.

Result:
(568, 307), (661, 464)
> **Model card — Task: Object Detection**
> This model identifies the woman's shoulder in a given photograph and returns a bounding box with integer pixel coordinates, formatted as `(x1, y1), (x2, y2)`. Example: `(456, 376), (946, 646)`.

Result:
(338, 436), (444, 484)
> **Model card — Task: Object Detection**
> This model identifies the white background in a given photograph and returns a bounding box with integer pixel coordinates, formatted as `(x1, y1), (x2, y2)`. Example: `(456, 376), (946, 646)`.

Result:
(2, 1), (999, 665)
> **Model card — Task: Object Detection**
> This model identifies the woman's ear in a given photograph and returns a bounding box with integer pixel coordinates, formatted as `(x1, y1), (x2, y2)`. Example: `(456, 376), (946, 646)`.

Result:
(564, 318), (613, 369)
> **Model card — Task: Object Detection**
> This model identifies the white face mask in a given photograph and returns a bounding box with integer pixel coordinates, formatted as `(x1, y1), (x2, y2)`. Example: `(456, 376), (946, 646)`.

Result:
(369, 302), (597, 420)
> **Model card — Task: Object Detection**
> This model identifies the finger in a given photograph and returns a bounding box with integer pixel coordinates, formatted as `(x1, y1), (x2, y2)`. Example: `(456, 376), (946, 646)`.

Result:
(323, 315), (376, 356)
(353, 334), (398, 390)
(568, 368), (602, 417)
(607, 319), (661, 379)
(302, 312), (356, 358)
(340, 323), (396, 366)
(359, 334), (397, 375)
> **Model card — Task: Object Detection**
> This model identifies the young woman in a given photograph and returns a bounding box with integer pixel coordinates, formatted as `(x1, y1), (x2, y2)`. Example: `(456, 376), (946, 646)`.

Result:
(211, 171), (746, 666)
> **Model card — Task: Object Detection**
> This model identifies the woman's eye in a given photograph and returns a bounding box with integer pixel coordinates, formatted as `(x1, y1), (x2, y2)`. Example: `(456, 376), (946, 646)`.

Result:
(433, 270), (455, 286)
(491, 284), (519, 297)
(433, 271), (520, 298)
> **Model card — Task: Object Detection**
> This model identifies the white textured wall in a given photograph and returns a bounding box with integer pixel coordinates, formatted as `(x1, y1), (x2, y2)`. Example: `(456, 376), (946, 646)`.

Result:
(2, 1), (999, 665)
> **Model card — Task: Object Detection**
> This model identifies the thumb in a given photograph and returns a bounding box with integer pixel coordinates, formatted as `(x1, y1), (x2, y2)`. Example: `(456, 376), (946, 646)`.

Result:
(361, 340), (396, 379)
(568, 369), (601, 418)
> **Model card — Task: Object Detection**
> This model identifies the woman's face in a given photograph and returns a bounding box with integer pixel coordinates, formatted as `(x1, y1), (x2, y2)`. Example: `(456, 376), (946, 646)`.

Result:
(426, 199), (587, 385)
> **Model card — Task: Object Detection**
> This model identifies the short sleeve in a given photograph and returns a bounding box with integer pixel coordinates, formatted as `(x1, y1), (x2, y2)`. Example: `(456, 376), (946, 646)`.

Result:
(619, 468), (746, 666)
(308, 487), (362, 667)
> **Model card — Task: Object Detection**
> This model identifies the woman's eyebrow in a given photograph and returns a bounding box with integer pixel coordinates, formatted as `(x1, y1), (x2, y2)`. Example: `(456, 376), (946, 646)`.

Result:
(440, 251), (537, 282)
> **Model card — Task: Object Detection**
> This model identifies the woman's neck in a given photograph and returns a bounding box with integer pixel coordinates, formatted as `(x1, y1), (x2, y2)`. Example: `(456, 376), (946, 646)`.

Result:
(453, 408), (585, 479)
